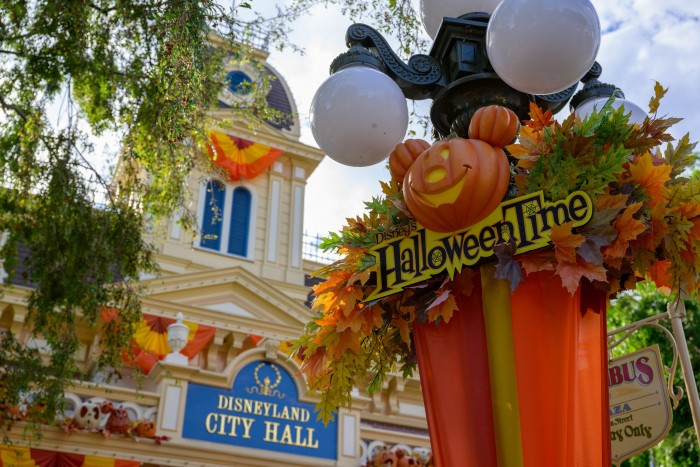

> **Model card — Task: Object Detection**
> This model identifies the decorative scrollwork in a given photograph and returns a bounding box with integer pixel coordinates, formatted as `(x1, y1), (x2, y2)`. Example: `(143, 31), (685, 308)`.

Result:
(608, 313), (684, 409)
(345, 24), (442, 99)
(536, 83), (579, 103)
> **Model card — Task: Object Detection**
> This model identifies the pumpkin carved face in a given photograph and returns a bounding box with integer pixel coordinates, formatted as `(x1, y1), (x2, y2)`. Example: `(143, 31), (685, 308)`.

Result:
(403, 138), (509, 232)
(389, 139), (430, 183)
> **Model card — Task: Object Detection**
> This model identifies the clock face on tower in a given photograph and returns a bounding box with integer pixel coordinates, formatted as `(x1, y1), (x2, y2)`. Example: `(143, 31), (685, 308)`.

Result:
(219, 68), (258, 107)
(226, 70), (253, 95)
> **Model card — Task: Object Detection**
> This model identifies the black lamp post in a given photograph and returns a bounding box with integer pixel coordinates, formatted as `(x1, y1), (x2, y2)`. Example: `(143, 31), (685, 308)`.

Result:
(308, 0), (647, 168)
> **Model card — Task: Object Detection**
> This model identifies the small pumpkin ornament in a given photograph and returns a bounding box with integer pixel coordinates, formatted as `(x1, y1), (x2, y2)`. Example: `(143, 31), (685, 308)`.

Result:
(468, 105), (520, 148)
(403, 138), (510, 232)
(389, 139), (430, 183)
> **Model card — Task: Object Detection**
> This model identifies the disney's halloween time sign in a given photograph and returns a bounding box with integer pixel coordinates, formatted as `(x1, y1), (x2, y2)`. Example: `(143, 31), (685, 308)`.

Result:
(182, 361), (338, 460)
(369, 190), (593, 300)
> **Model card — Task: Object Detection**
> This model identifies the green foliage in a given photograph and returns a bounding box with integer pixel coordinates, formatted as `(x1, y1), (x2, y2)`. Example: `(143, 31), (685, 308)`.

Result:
(609, 283), (699, 466)
(525, 103), (633, 202)
(0, 0), (305, 431)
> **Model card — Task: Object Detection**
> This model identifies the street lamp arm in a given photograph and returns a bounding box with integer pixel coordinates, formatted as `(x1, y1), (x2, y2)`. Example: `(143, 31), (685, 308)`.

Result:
(343, 23), (443, 100)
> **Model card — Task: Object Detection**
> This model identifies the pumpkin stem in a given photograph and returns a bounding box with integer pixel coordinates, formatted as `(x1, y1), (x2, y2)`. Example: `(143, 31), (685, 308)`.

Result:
(446, 131), (459, 140)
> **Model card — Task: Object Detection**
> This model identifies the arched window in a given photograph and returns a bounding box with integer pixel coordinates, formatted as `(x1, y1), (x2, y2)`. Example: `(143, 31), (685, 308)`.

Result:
(200, 180), (225, 250)
(228, 187), (251, 256)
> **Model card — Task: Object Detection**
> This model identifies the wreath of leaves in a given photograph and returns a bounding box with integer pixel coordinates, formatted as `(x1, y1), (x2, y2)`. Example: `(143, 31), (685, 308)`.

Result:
(293, 83), (699, 425)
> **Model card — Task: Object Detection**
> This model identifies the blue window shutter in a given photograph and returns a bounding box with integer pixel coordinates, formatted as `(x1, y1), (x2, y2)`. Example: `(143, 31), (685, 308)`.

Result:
(228, 187), (251, 256)
(201, 180), (225, 250)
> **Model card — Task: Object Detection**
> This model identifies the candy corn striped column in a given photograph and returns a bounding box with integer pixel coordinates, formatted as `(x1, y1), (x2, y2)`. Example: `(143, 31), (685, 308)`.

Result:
(413, 266), (611, 467)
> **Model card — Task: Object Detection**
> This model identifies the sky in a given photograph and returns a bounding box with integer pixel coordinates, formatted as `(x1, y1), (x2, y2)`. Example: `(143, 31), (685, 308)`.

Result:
(261, 0), (700, 238)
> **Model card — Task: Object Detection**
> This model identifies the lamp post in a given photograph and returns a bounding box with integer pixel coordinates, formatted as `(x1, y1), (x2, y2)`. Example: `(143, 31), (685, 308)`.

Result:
(308, 1), (652, 466)
(310, 0), (649, 167)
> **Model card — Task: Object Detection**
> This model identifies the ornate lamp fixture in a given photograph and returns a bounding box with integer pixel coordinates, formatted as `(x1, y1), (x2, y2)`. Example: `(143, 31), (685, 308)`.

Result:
(310, 0), (646, 166)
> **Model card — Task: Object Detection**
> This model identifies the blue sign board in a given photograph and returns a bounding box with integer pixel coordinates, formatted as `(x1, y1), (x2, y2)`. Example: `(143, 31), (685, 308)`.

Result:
(182, 360), (338, 460)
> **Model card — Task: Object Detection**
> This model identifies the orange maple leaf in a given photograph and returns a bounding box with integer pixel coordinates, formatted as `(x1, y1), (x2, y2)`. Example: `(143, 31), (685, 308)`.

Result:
(392, 315), (412, 346)
(675, 201), (700, 221)
(299, 348), (327, 383)
(604, 202), (646, 259)
(519, 249), (556, 275)
(647, 260), (672, 295)
(555, 257), (607, 294)
(550, 222), (585, 264)
(629, 152), (672, 206)
(335, 304), (368, 334)
(635, 202), (669, 250)
(595, 193), (629, 211)
(426, 291), (458, 324)
(525, 102), (555, 131)
(451, 268), (477, 299)
(332, 329), (362, 357)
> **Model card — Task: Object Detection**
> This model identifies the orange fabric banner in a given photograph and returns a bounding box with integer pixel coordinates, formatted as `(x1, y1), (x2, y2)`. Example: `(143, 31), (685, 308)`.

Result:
(206, 130), (283, 181)
(412, 267), (610, 467)
(413, 274), (498, 466)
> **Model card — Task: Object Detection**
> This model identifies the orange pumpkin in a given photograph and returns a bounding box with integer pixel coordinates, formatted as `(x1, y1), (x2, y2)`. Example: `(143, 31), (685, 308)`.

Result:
(389, 139), (430, 183)
(468, 105), (520, 148)
(403, 138), (509, 232)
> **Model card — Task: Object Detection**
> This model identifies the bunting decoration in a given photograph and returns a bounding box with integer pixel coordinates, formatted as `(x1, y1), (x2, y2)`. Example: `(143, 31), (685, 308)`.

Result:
(0, 447), (140, 467)
(206, 130), (283, 180)
(101, 310), (216, 374)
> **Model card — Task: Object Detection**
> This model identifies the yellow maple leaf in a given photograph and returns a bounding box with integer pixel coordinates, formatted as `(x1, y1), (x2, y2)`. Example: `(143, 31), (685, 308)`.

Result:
(629, 152), (672, 206)
(550, 222), (585, 264)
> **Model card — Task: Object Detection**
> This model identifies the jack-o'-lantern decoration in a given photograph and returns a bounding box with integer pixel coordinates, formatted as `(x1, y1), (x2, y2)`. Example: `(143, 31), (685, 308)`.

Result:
(74, 401), (101, 430)
(374, 447), (398, 466)
(389, 139), (430, 183)
(397, 449), (423, 467)
(403, 138), (510, 232)
(135, 419), (156, 438)
(468, 105), (520, 148)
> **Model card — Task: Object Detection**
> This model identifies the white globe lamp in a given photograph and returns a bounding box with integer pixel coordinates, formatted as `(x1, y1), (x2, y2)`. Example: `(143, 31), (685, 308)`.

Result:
(575, 96), (647, 125)
(420, 0), (502, 39)
(486, 0), (601, 95)
(310, 64), (409, 167)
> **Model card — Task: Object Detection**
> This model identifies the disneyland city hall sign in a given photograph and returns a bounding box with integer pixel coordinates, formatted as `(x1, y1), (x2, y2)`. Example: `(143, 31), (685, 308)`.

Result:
(368, 190), (593, 300)
(182, 361), (338, 460)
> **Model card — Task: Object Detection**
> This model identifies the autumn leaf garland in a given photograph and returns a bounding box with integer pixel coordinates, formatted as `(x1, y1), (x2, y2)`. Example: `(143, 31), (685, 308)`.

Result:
(294, 84), (699, 424)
